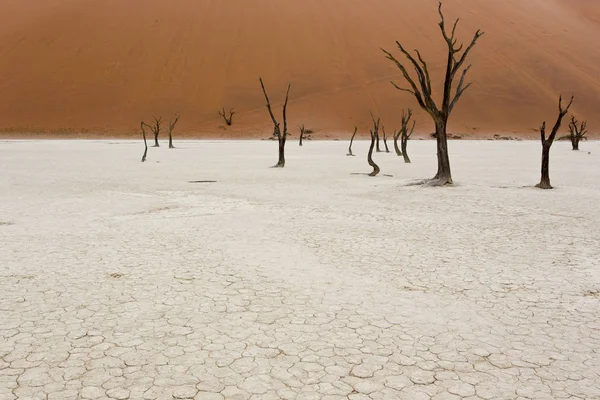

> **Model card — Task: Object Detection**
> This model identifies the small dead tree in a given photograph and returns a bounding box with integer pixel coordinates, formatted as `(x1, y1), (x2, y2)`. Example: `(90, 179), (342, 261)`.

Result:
(168, 114), (180, 149)
(149, 116), (162, 147)
(400, 109), (416, 163)
(299, 124), (306, 146)
(219, 107), (235, 126)
(567, 116), (587, 151)
(537, 95), (574, 189)
(368, 126), (380, 176)
(370, 113), (382, 153)
(347, 126), (358, 156)
(382, 125), (390, 153)
(140, 121), (149, 162)
(382, 2), (484, 185)
(259, 77), (291, 168)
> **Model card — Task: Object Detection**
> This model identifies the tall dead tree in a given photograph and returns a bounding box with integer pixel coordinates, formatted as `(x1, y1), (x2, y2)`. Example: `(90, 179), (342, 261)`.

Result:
(168, 114), (180, 149)
(382, 2), (484, 185)
(382, 125), (390, 153)
(299, 124), (306, 146)
(140, 121), (149, 162)
(400, 109), (416, 163)
(537, 95), (574, 189)
(259, 78), (291, 168)
(149, 116), (162, 147)
(218, 107), (235, 126)
(347, 126), (358, 156)
(567, 116), (587, 151)
(368, 126), (380, 176)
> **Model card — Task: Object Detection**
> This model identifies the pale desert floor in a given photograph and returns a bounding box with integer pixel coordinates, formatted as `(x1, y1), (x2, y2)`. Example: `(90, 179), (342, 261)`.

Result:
(1, 140), (600, 400)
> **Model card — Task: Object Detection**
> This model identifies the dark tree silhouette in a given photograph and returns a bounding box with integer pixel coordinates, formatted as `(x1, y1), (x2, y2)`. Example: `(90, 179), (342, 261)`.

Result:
(382, 2), (483, 185)
(400, 109), (416, 163)
(368, 125), (380, 176)
(393, 128), (403, 157)
(149, 116), (162, 147)
(370, 113), (382, 153)
(537, 95), (574, 189)
(369, 113), (382, 153)
(299, 124), (306, 146)
(382, 126), (390, 153)
(347, 126), (358, 156)
(140, 121), (149, 162)
(168, 114), (180, 149)
(219, 108), (235, 126)
(259, 78), (291, 168)
(567, 116), (587, 151)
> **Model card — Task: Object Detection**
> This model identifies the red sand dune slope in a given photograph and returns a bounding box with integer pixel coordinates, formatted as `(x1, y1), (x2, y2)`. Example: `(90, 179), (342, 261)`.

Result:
(0, 0), (599, 138)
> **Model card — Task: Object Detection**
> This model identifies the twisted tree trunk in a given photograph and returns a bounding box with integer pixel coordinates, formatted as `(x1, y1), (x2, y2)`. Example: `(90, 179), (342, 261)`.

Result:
(347, 126), (358, 156)
(141, 122), (148, 162)
(368, 130), (380, 176)
(401, 134), (410, 163)
(393, 130), (402, 156)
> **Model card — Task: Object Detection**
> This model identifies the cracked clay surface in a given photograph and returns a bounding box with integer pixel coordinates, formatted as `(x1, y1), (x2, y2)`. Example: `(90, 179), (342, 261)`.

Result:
(1, 140), (599, 399)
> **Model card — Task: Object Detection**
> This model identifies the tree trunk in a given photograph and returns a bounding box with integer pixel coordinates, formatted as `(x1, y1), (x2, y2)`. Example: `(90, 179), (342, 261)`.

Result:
(154, 133), (159, 147)
(347, 128), (357, 156)
(168, 132), (174, 149)
(299, 133), (303, 146)
(275, 136), (286, 167)
(537, 143), (552, 189)
(142, 135), (148, 162)
(432, 120), (452, 185)
(375, 133), (381, 152)
(401, 136), (410, 163)
(368, 134), (380, 176)
(383, 137), (390, 153)
(394, 135), (402, 156)
(572, 136), (579, 151)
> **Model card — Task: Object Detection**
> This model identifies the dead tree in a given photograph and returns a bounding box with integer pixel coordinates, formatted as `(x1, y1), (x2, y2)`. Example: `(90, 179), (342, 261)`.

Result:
(140, 121), (149, 162)
(393, 129), (402, 156)
(382, 2), (484, 185)
(567, 116), (587, 151)
(369, 113), (382, 153)
(259, 77), (291, 168)
(149, 116), (162, 147)
(299, 124), (306, 146)
(219, 108), (235, 126)
(382, 125), (390, 153)
(368, 126), (380, 176)
(168, 114), (180, 149)
(347, 126), (358, 156)
(400, 109), (416, 163)
(370, 113), (382, 152)
(537, 95), (574, 189)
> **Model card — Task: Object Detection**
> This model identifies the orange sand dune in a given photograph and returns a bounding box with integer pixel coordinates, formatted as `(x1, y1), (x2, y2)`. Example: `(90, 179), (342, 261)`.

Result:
(0, 0), (599, 139)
